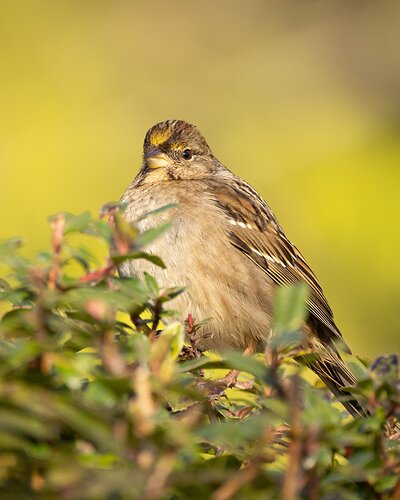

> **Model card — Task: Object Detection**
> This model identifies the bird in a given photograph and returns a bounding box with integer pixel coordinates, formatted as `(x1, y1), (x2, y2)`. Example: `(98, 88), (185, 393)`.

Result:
(120, 119), (364, 417)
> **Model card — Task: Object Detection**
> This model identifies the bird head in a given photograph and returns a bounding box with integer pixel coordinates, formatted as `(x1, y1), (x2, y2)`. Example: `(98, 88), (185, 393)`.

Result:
(140, 120), (217, 181)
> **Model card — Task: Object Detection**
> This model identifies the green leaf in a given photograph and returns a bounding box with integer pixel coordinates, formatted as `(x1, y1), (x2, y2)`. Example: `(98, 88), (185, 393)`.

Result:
(0, 237), (24, 255)
(85, 219), (113, 242)
(35, 250), (53, 265)
(137, 203), (177, 221)
(131, 331), (151, 361)
(178, 355), (223, 373)
(159, 286), (185, 302)
(221, 350), (271, 382)
(136, 223), (171, 248)
(273, 283), (309, 334)
(375, 475), (399, 493)
(0, 288), (32, 307)
(150, 323), (184, 370)
(179, 352), (271, 384)
(144, 272), (159, 295)
(60, 211), (92, 234)
(196, 414), (267, 448)
(111, 251), (165, 268)
(269, 329), (304, 352)
(164, 322), (184, 361)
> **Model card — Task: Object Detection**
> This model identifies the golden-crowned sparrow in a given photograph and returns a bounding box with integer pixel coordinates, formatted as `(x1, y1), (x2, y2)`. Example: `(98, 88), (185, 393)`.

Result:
(120, 119), (363, 416)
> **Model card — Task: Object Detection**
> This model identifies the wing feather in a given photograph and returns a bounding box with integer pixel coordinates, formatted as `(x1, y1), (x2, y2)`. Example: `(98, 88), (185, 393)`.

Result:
(209, 178), (344, 343)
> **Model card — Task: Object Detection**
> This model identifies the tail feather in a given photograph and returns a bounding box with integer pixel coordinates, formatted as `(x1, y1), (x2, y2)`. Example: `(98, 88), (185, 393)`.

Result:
(309, 354), (368, 418)
(299, 319), (369, 417)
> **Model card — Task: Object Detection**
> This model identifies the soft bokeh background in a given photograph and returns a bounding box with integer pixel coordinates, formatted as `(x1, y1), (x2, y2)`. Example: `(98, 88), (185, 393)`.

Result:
(1, 1), (399, 357)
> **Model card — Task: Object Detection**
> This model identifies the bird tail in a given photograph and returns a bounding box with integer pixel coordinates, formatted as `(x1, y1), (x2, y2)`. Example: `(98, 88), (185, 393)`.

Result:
(307, 350), (369, 418)
(294, 320), (369, 417)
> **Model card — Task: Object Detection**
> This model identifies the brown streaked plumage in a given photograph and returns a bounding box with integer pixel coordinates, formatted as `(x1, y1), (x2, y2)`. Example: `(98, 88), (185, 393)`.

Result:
(120, 119), (365, 417)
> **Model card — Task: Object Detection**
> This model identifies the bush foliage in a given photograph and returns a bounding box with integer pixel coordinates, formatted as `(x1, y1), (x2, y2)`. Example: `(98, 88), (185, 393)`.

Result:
(0, 206), (399, 499)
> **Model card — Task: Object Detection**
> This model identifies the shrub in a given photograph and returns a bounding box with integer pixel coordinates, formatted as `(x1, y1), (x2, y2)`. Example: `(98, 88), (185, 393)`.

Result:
(0, 206), (399, 499)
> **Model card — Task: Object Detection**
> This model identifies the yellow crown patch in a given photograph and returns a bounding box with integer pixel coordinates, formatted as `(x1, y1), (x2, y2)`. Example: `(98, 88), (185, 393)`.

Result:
(150, 127), (172, 146)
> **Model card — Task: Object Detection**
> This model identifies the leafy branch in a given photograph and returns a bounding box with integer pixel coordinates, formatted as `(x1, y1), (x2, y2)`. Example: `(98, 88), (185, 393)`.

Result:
(0, 206), (399, 499)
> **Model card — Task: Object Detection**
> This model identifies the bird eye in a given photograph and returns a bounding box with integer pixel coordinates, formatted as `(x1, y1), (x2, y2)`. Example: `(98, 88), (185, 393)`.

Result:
(182, 148), (192, 160)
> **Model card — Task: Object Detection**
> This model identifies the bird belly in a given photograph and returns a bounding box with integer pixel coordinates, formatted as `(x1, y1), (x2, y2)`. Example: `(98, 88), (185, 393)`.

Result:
(120, 194), (274, 352)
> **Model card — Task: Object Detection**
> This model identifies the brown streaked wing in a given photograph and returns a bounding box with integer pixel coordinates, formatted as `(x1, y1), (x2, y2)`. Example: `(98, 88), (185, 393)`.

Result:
(209, 178), (344, 342)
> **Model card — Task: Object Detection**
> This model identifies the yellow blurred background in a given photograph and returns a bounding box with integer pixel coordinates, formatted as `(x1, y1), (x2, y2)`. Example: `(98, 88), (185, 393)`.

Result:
(1, 1), (399, 357)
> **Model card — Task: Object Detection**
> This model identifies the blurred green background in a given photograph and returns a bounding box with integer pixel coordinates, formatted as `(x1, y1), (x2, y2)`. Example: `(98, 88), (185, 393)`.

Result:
(1, 1), (399, 357)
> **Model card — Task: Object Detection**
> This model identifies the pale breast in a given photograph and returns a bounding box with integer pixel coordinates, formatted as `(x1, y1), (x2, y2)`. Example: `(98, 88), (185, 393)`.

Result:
(120, 181), (274, 352)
